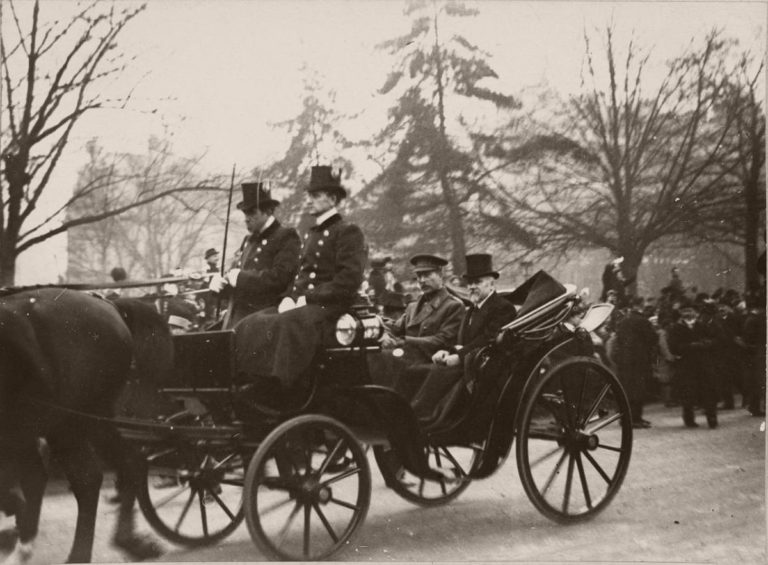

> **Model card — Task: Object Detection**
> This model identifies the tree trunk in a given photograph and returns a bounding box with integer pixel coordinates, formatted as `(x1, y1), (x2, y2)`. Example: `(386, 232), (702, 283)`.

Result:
(438, 172), (467, 275)
(0, 244), (17, 286)
(744, 175), (760, 295)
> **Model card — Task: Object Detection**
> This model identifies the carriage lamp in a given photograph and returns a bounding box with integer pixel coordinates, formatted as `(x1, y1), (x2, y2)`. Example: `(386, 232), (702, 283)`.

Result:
(335, 314), (358, 346)
(360, 315), (383, 341)
(334, 312), (384, 347)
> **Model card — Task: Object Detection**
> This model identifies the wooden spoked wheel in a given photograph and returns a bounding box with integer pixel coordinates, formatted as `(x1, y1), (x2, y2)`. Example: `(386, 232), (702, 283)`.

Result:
(516, 356), (632, 523)
(138, 439), (245, 546)
(243, 414), (371, 561)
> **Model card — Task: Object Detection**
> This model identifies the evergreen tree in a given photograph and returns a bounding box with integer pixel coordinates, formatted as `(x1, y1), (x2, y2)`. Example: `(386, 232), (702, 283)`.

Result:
(360, 0), (518, 272)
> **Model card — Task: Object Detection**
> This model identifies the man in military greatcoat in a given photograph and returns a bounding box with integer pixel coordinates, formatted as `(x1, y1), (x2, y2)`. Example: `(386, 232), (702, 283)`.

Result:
(234, 165), (367, 386)
(381, 254), (465, 364)
(209, 182), (301, 328)
(409, 254), (517, 422)
(373, 254), (464, 396)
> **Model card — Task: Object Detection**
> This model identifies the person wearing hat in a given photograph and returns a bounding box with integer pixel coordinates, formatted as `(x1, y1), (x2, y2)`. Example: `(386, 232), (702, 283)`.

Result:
(368, 256), (394, 304)
(667, 299), (719, 428)
(613, 297), (658, 429)
(409, 254), (517, 422)
(381, 253), (465, 369)
(233, 165), (367, 387)
(600, 256), (634, 305)
(204, 248), (220, 273)
(208, 181), (301, 328)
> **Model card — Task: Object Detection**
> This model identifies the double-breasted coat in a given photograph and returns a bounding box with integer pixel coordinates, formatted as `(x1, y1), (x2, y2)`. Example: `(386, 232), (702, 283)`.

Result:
(227, 220), (301, 328)
(290, 213), (367, 306)
(387, 286), (465, 364)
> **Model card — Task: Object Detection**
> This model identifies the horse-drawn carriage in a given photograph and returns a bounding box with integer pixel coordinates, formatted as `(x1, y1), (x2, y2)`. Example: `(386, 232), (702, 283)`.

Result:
(113, 270), (632, 561)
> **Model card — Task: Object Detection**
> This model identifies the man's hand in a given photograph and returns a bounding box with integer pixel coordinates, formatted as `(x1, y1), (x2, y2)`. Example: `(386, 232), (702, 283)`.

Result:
(225, 268), (241, 287)
(432, 350), (450, 364)
(444, 353), (460, 367)
(208, 274), (227, 293)
(379, 333), (402, 349)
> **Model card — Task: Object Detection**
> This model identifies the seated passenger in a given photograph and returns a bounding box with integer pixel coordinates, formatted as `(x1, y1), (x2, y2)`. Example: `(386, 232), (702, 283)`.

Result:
(410, 254), (516, 423)
(377, 254), (464, 395)
(233, 165), (367, 387)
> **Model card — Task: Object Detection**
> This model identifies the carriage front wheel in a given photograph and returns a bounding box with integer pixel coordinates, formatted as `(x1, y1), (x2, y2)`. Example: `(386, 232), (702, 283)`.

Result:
(137, 437), (246, 546)
(516, 356), (632, 523)
(243, 414), (371, 561)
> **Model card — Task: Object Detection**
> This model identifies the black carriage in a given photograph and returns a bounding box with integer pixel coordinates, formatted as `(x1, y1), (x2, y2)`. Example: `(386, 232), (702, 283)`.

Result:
(117, 270), (632, 561)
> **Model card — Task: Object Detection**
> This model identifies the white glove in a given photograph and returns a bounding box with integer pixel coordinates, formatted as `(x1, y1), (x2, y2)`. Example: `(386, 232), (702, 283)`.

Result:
(226, 268), (241, 288)
(296, 295), (307, 308)
(445, 353), (461, 367)
(278, 297), (296, 313)
(431, 350), (449, 364)
(208, 274), (226, 293)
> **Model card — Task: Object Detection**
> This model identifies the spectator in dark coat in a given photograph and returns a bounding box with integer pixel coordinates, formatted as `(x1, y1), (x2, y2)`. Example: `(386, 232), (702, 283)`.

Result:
(600, 256), (634, 305)
(739, 292), (766, 417)
(615, 297), (658, 428)
(667, 301), (719, 428)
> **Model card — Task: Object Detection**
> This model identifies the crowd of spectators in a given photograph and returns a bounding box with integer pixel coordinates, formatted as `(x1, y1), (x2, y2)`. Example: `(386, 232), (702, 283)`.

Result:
(599, 266), (766, 429)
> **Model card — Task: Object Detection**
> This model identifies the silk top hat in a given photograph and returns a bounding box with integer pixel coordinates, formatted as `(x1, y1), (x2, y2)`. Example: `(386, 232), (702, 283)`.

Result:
(410, 254), (448, 273)
(237, 182), (280, 212)
(306, 165), (347, 199)
(463, 253), (499, 280)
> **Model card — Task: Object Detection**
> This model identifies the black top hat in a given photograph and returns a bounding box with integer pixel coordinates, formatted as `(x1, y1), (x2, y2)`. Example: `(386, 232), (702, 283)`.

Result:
(237, 182), (280, 212)
(410, 254), (448, 273)
(462, 253), (499, 280)
(306, 165), (347, 199)
(204, 248), (219, 260)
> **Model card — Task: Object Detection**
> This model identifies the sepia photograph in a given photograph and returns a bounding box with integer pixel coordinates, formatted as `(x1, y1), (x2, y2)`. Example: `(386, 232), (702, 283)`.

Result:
(0, 0), (764, 563)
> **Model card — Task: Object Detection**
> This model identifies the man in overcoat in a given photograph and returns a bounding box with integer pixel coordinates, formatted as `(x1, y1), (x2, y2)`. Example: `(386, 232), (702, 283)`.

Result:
(409, 254), (517, 422)
(667, 300), (718, 428)
(381, 254), (465, 364)
(209, 182), (301, 328)
(614, 297), (658, 428)
(234, 166), (367, 386)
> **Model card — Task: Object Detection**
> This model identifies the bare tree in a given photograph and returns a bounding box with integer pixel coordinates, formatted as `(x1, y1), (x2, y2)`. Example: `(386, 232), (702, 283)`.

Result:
(478, 27), (745, 287)
(67, 137), (226, 280)
(0, 0), (222, 285)
(714, 53), (765, 293)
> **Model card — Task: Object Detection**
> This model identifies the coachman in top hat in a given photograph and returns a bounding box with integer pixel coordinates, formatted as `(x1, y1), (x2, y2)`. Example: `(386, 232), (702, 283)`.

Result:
(234, 165), (367, 386)
(208, 181), (301, 328)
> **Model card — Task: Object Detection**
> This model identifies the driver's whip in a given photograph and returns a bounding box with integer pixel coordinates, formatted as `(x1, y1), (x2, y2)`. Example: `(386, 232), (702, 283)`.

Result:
(216, 164), (236, 318)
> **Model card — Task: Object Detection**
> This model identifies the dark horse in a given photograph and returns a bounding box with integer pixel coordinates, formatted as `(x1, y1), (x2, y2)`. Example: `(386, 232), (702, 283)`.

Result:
(0, 288), (174, 563)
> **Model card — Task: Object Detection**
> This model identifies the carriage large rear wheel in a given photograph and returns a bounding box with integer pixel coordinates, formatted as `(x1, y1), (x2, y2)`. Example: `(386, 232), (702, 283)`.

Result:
(373, 443), (479, 506)
(243, 414), (371, 561)
(516, 356), (632, 523)
(137, 417), (246, 546)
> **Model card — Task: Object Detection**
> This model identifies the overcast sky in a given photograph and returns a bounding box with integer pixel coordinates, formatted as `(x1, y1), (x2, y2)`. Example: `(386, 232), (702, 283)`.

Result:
(6, 0), (765, 282)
